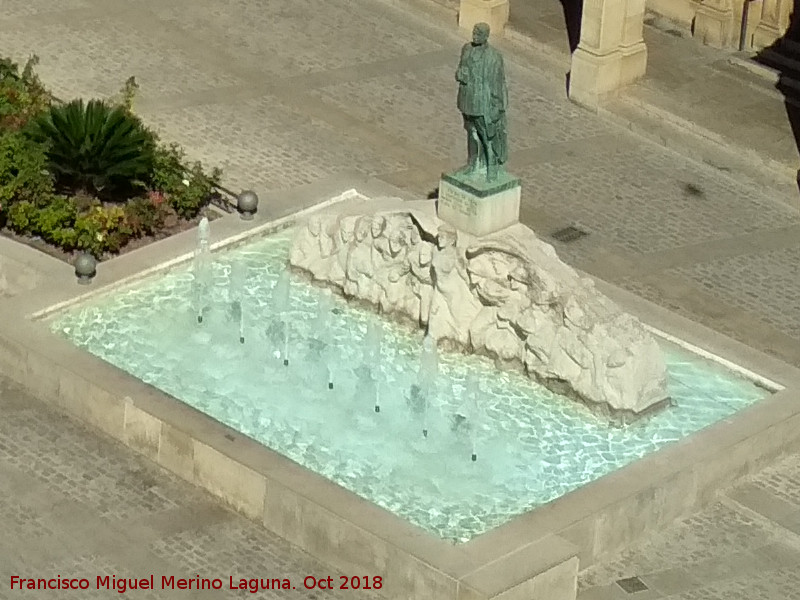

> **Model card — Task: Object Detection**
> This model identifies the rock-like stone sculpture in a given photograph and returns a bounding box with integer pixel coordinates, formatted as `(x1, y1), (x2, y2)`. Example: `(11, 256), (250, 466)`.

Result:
(289, 209), (669, 416)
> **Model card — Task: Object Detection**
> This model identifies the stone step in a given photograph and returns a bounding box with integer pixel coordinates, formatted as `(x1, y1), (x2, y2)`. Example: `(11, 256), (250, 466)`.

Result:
(779, 37), (800, 56)
(734, 49), (800, 99)
(754, 47), (800, 78)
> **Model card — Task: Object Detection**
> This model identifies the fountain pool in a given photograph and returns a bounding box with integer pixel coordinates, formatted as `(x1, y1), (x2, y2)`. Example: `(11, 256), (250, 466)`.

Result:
(50, 229), (769, 542)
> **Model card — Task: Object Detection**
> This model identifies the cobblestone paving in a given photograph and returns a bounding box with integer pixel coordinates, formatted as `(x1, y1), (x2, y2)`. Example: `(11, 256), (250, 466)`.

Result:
(578, 453), (800, 599)
(670, 247), (800, 342)
(0, 377), (387, 599)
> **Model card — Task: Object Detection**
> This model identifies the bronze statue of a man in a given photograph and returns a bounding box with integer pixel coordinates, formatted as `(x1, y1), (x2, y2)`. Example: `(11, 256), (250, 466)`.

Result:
(455, 22), (508, 182)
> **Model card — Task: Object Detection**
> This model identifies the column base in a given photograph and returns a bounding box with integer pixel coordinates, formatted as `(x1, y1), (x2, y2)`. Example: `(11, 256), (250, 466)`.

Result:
(568, 41), (646, 108)
(437, 171), (521, 237)
(693, 1), (735, 48)
(458, 0), (510, 38)
(752, 23), (784, 49)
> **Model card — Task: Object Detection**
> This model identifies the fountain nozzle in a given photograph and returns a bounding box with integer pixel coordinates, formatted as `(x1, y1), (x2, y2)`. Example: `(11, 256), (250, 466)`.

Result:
(328, 381), (334, 390)
(471, 453), (477, 462)
(240, 336), (245, 344)
(422, 429), (428, 438)
(283, 359), (289, 366)
(374, 405), (380, 413)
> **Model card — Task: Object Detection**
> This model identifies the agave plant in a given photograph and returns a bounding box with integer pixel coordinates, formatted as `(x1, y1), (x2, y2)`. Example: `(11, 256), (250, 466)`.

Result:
(27, 98), (154, 196)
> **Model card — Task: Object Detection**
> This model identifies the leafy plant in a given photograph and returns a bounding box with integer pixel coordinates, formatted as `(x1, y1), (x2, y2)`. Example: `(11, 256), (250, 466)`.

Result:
(32, 196), (77, 240)
(109, 76), (139, 114)
(0, 55), (50, 131)
(150, 141), (221, 218)
(150, 142), (185, 193)
(171, 162), (221, 218)
(6, 200), (38, 233)
(26, 99), (155, 196)
(123, 192), (171, 236)
(72, 205), (133, 256)
(0, 131), (54, 206)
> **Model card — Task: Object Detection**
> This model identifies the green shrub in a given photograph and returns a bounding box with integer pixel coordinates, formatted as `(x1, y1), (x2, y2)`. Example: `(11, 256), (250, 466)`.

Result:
(73, 205), (132, 257)
(6, 200), (38, 233)
(33, 196), (77, 241)
(26, 99), (155, 196)
(150, 141), (221, 218)
(170, 162), (222, 218)
(0, 131), (54, 206)
(49, 226), (78, 250)
(0, 55), (50, 131)
(124, 193), (169, 236)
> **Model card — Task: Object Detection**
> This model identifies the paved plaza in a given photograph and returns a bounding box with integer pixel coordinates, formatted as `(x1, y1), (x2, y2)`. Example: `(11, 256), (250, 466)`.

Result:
(2, 0), (800, 597)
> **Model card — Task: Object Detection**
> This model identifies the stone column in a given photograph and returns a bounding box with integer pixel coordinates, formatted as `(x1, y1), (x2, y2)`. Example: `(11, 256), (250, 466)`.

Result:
(693, 0), (736, 48)
(569, 0), (647, 107)
(459, 0), (510, 38)
(752, 0), (792, 48)
(620, 0), (648, 90)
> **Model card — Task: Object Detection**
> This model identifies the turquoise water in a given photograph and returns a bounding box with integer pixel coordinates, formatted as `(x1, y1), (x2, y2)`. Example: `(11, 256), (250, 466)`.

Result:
(50, 230), (767, 542)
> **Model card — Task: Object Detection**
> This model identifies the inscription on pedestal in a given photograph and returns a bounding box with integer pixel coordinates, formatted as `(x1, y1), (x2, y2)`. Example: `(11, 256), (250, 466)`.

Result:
(437, 174), (521, 237)
(439, 184), (478, 217)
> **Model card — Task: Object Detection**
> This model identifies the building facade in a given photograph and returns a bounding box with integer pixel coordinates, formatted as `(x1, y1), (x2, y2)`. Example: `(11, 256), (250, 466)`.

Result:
(649, 0), (794, 50)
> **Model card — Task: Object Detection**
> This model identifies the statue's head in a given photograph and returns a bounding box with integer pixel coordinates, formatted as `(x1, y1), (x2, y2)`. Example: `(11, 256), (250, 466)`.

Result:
(472, 23), (490, 46)
(308, 215), (322, 236)
(354, 217), (370, 242)
(338, 216), (355, 243)
(436, 224), (458, 250)
(370, 215), (387, 238)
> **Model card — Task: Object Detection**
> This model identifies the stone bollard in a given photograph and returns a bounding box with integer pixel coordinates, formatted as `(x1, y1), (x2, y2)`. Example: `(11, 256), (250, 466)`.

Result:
(237, 190), (259, 220)
(74, 252), (97, 285)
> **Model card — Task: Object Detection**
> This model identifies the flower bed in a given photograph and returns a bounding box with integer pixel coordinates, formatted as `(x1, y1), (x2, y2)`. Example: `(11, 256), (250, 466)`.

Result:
(0, 56), (224, 261)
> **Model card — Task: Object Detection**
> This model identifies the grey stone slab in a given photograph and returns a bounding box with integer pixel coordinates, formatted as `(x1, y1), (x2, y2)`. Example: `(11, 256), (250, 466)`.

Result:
(639, 568), (701, 596)
(753, 542), (800, 568)
(578, 583), (659, 600)
(728, 483), (800, 522)
(685, 550), (774, 583)
(777, 510), (800, 535)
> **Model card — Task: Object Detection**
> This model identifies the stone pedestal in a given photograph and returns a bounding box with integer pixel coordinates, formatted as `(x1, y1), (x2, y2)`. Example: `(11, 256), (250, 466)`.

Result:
(437, 171), (521, 237)
(459, 0), (510, 38)
(693, 0), (735, 48)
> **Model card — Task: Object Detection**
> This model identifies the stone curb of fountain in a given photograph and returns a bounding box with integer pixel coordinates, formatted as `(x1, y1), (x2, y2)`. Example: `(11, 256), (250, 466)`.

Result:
(642, 324), (785, 393)
(717, 493), (800, 550)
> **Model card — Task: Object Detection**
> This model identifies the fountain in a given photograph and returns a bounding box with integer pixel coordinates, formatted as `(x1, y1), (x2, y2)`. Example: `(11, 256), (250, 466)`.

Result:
(308, 291), (335, 390)
(266, 269), (292, 366)
(362, 321), (383, 412)
(51, 226), (770, 543)
(230, 261), (247, 344)
(462, 375), (481, 462)
(193, 217), (211, 323)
